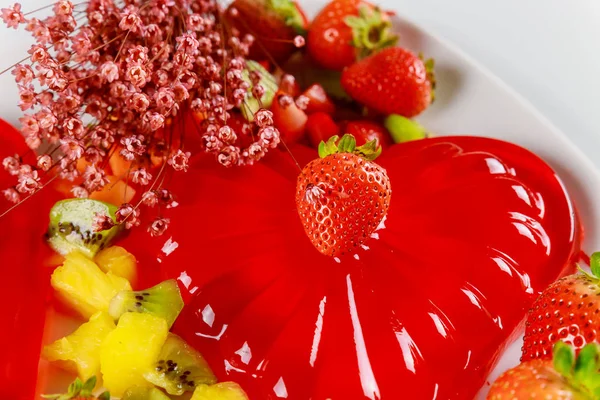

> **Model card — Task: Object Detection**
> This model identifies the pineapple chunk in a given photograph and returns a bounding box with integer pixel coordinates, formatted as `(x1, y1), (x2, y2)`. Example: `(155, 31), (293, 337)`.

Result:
(42, 311), (115, 381)
(100, 312), (169, 396)
(94, 246), (138, 284)
(191, 383), (249, 400)
(122, 386), (172, 400)
(51, 251), (131, 318)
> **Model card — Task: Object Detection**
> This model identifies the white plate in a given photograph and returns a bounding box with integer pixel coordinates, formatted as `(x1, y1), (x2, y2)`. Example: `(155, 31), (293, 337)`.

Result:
(1, 0), (600, 398)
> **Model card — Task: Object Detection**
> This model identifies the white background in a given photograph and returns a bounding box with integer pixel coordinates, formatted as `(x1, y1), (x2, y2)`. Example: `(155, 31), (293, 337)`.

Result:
(2, 0), (600, 171)
(388, 0), (600, 169)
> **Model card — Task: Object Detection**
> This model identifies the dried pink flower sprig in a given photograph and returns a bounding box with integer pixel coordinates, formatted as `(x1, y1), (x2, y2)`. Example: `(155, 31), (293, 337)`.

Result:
(0, 0), (294, 236)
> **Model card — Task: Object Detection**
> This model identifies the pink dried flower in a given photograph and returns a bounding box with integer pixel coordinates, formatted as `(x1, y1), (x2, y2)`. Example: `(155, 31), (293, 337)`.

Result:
(115, 203), (140, 229)
(36, 155), (52, 171)
(92, 212), (115, 232)
(82, 164), (109, 192)
(71, 185), (89, 198)
(3, 155), (20, 176)
(16, 170), (41, 194)
(148, 217), (170, 237)
(100, 61), (119, 83)
(295, 95), (309, 110)
(130, 168), (152, 185)
(293, 35), (305, 48)
(142, 190), (159, 207)
(254, 109), (274, 128)
(120, 135), (146, 161)
(1, 3), (25, 29)
(168, 149), (191, 172)
(2, 188), (20, 204)
(12, 64), (34, 84)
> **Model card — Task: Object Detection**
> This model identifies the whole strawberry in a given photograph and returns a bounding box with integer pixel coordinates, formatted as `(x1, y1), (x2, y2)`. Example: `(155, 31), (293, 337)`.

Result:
(295, 134), (391, 257)
(343, 120), (392, 148)
(341, 47), (435, 118)
(307, 0), (397, 71)
(488, 341), (600, 399)
(522, 253), (600, 361)
(226, 0), (308, 63)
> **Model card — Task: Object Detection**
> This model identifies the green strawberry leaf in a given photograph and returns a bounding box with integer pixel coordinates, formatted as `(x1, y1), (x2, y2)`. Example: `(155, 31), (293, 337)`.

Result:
(590, 252), (600, 278)
(318, 134), (382, 161)
(97, 391), (111, 400)
(80, 376), (97, 396)
(344, 5), (398, 60)
(337, 134), (356, 153)
(574, 343), (600, 386)
(270, 0), (307, 35)
(553, 341), (575, 378)
(355, 139), (382, 161)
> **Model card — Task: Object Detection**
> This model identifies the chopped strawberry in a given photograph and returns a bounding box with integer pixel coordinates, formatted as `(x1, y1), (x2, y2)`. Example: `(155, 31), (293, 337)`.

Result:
(342, 119), (392, 148)
(341, 47), (435, 117)
(489, 342), (600, 399)
(296, 134), (389, 256)
(302, 83), (336, 115)
(307, 0), (397, 70)
(226, 0), (308, 63)
(271, 91), (308, 143)
(306, 112), (340, 147)
(522, 253), (600, 361)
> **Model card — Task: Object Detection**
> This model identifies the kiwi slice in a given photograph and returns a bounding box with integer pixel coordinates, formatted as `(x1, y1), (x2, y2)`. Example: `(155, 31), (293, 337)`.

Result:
(122, 386), (171, 400)
(47, 199), (121, 258)
(109, 279), (184, 328)
(144, 333), (217, 395)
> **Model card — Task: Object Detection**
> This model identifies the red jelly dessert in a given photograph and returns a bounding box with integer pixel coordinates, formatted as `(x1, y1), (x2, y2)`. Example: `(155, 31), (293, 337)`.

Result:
(0, 120), (59, 399)
(121, 136), (581, 399)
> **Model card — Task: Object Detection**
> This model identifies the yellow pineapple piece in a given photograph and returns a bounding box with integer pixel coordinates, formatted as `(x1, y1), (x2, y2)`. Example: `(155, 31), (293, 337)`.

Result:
(100, 312), (169, 397)
(51, 251), (132, 318)
(190, 383), (249, 400)
(94, 246), (138, 284)
(42, 311), (115, 381)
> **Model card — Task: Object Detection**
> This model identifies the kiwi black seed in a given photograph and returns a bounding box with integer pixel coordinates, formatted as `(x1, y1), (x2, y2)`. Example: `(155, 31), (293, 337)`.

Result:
(143, 333), (216, 395)
(108, 279), (184, 328)
(47, 199), (121, 258)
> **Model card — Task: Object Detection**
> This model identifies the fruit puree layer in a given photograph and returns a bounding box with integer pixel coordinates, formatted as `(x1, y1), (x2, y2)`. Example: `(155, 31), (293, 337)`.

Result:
(119, 137), (581, 399)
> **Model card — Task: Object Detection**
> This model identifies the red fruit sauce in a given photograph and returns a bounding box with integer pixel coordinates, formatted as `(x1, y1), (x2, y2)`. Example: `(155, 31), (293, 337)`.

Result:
(120, 137), (581, 399)
(0, 130), (581, 399)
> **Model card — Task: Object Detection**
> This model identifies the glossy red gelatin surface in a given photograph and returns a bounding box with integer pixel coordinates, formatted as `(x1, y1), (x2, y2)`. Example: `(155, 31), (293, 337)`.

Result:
(120, 136), (581, 399)
(0, 120), (59, 399)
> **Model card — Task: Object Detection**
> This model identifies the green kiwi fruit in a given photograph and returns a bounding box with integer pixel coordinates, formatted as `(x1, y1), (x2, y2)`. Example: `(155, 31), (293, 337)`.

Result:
(143, 333), (217, 395)
(47, 199), (121, 258)
(121, 386), (171, 400)
(108, 279), (184, 328)
(241, 60), (278, 121)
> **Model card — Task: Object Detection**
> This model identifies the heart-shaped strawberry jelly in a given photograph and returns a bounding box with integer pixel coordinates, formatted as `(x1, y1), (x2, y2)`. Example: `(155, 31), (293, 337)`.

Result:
(120, 136), (581, 399)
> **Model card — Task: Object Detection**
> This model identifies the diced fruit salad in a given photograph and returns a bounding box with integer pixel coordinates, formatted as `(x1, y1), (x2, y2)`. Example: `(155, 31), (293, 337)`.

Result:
(41, 199), (244, 399)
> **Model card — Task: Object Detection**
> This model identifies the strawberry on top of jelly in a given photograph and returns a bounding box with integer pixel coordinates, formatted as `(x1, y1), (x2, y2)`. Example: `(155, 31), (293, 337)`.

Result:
(121, 136), (580, 399)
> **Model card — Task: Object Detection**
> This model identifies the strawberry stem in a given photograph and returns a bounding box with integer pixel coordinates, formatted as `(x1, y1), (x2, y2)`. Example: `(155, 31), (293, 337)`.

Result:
(590, 252), (600, 277)
(344, 5), (398, 60)
(318, 134), (382, 161)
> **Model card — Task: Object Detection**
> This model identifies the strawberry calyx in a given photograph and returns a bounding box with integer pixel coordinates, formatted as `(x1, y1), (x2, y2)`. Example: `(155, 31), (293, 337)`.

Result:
(42, 376), (110, 400)
(344, 5), (398, 60)
(384, 114), (429, 143)
(318, 134), (382, 161)
(269, 0), (307, 35)
(419, 53), (437, 102)
(552, 341), (600, 398)
(578, 251), (600, 281)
